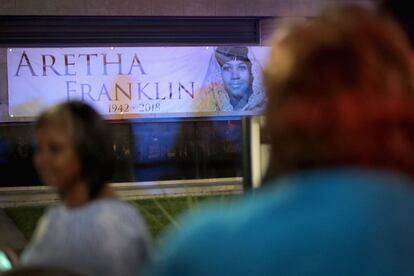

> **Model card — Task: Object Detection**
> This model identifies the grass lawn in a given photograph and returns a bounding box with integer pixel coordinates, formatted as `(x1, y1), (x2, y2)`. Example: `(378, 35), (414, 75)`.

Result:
(4, 195), (234, 243)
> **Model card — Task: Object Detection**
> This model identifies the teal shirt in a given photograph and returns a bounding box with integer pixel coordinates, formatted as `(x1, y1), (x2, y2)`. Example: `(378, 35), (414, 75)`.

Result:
(151, 168), (414, 276)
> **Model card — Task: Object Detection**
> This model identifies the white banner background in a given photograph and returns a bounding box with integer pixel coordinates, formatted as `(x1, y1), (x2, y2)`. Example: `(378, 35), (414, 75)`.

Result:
(7, 47), (269, 118)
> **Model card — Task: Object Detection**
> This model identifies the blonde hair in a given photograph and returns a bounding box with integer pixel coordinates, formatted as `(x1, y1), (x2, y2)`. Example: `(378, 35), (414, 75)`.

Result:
(36, 101), (114, 198)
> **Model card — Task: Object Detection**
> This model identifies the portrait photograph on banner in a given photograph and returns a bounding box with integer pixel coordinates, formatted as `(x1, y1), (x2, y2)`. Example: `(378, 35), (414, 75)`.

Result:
(7, 46), (270, 118)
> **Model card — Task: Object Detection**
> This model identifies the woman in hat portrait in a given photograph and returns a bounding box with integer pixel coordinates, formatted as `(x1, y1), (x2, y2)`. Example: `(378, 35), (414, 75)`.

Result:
(198, 46), (266, 113)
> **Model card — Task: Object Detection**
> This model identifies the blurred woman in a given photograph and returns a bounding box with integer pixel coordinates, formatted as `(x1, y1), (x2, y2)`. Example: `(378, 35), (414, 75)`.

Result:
(22, 101), (150, 276)
(150, 7), (414, 276)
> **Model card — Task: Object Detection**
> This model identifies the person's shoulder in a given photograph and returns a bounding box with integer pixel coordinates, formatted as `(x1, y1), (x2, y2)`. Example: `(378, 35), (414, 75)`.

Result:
(90, 199), (146, 228)
(159, 168), (414, 251)
(72, 199), (150, 254)
(37, 204), (64, 224)
(151, 193), (284, 276)
(93, 198), (138, 215)
(159, 194), (277, 253)
(88, 199), (150, 254)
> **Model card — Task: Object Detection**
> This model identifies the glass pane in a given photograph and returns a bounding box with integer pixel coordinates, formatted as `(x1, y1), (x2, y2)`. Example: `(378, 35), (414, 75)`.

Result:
(0, 119), (242, 187)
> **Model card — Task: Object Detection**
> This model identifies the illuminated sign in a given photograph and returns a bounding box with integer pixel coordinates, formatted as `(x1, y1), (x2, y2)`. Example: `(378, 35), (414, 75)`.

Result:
(7, 46), (269, 118)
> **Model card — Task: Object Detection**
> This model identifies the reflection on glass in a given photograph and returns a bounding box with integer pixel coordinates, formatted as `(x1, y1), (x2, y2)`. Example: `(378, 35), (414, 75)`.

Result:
(0, 119), (242, 187)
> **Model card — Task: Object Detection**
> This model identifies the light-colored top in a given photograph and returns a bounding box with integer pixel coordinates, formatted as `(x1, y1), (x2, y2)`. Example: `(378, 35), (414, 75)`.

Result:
(22, 199), (150, 276)
(151, 168), (414, 276)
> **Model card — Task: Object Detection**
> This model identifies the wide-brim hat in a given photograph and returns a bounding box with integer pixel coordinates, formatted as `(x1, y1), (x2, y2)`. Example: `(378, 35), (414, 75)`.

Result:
(215, 46), (251, 67)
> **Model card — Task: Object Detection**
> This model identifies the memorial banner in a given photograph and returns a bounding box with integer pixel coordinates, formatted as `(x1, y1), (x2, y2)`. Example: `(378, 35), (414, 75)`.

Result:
(7, 46), (269, 117)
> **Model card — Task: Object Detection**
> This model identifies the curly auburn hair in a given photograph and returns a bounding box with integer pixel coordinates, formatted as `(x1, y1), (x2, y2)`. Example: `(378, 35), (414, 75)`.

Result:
(380, 0), (414, 48)
(263, 6), (414, 181)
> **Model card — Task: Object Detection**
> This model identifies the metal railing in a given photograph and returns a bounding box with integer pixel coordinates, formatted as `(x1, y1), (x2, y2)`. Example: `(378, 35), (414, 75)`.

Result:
(0, 177), (243, 207)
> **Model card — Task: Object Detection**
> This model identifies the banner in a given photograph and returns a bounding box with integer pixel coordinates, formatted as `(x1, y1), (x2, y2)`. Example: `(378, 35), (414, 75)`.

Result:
(7, 46), (270, 118)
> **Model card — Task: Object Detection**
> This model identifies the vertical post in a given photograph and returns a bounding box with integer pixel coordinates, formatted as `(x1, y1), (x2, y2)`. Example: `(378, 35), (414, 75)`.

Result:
(242, 116), (252, 192)
(250, 116), (262, 188)
(194, 121), (200, 178)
